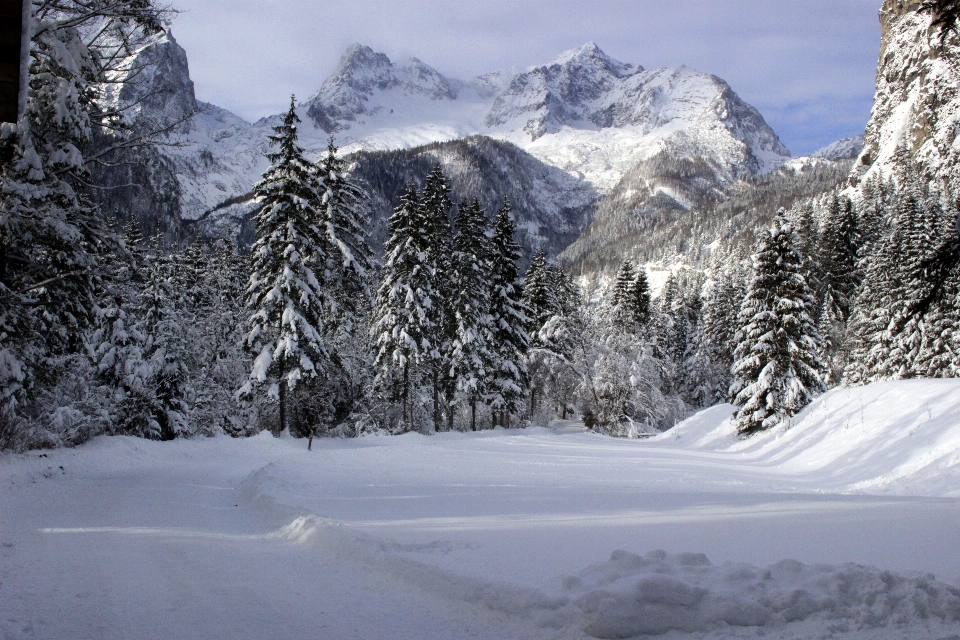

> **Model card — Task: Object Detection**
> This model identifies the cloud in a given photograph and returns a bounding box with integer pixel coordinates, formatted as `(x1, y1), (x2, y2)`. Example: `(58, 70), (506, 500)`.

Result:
(171, 0), (881, 155)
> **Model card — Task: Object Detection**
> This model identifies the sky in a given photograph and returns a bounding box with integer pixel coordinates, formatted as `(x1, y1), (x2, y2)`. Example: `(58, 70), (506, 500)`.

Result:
(171, 0), (882, 156)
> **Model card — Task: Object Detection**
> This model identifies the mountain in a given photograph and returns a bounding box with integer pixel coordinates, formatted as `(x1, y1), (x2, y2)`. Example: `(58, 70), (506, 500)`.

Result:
(812, 134), (865, 161)
(851, 0), (960, 192)
(298, 42), (790, 190)
(99, 31), (789, 228)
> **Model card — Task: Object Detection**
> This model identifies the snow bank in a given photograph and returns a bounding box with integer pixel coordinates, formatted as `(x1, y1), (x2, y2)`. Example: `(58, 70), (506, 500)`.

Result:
(565, 549), (960, 638)
(656, 380), (960, 494)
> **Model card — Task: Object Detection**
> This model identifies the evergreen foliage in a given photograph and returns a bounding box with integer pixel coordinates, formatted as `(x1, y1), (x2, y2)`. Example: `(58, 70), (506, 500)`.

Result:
(523, 250), (556, 332)
(241, 98), (329, 434)
(731, 212), (825, 436)
(820, 194), (860, 319)
(449, 199), (494, 430)
(486, 199), (531, 426)
(373, 185), (428, 431)
(0, 0), (170, 414)
(419, 166), (455, 431)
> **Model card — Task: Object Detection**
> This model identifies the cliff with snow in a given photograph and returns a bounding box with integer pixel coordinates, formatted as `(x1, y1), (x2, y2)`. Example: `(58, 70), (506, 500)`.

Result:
(851, 0), (960, 194)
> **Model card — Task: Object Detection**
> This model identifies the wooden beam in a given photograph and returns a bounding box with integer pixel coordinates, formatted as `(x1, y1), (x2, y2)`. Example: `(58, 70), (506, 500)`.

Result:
(0, 0), (24, 124)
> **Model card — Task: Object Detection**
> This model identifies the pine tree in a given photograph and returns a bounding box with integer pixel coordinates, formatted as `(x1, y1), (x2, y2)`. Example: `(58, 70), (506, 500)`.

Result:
(487, 199), (530, 427)
(523, 250), (555, 334)
(549, 266), (581, 317)
(137, 241), (191, 440)
(449, 199), (494, 431)
(817, 286), (846, 387)
(731, 211), (825, 436)
(241, 97), (329, 435)
(419, 166), (454, 431)
(612, 260), (637, 306)
(849, 179), (942, 382)
(0, 1), (170, 413)
(316, 137), (372, 327)
(702, 266), (743, 398)
(820, 193), (860, 319)
(626, 268), (652, 329)
(373, 185), (432, 431)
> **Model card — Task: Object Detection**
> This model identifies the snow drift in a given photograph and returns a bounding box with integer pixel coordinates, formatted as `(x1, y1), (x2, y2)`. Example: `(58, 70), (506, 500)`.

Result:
(5, 380), (960, 639)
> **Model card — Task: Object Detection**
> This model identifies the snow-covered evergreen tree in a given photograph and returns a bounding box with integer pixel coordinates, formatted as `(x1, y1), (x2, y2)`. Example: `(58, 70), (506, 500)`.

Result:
(701, 266), (744, 399)
(419, 166), (454, 430)
(626, 268), (652, 330)
(373, 185), (431, 431)
(523, 250), (555, 334)
(486, 199), (530, 427)
(316, 137), (372, 327)
(820, 193), (860, 319)
(847, 177), (945, 383)
(241, 98), (329, 435)
(817, 286), (846, 387)
(612, 260), (637, 306)
(449, 199), (494, 430)
(0, 0), (169, 414)
(731, 211), (825, 436)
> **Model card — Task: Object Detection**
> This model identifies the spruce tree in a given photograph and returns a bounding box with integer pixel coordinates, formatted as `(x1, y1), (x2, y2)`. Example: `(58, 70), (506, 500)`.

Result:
(627, 269), (652, 329)
(820, 193), (860, 319)
(0, 1), (169, 412)
(523, 250), (555, 334)
(449, 199), (494, 431)
(419, 166), (454, 430)
(849, 179), (941, 382)
(487, 199), (531, 427)
(241, 97), (329, 435)
(731, 211), (825, 436)
(612, 260), (637, 307)
(316, 137), (372, 327)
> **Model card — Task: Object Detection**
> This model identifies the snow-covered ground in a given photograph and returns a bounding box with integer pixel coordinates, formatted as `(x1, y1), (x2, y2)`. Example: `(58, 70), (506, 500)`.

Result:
(4, 380), (960, 639)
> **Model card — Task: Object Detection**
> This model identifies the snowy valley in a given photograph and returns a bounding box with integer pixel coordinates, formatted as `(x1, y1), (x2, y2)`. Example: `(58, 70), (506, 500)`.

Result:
(7, 1), (960, 639)
(4, 382), (960, 639)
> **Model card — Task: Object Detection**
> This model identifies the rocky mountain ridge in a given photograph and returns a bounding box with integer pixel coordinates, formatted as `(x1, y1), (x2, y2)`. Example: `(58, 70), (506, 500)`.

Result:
(102, 33), (795, 233)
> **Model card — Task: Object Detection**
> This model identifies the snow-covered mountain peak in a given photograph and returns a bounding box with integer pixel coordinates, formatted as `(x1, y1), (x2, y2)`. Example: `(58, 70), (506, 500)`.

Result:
(112, 38), (793, 238)
(549, 42), (638, 77)
(304, 44), (458, 133)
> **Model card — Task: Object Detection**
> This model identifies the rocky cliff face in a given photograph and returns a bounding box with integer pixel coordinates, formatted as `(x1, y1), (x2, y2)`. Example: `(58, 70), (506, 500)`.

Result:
(851, 0), (960, 193)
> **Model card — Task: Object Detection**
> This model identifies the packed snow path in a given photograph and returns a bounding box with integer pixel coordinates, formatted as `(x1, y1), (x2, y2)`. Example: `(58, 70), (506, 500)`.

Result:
(4, 381), (960, 639)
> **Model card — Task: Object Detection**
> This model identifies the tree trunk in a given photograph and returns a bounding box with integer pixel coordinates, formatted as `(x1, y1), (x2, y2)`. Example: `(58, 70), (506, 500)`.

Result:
(432, 368), (441, 433)
(471, 398), (477, 432)
(308, 435), (313, 450)
(402, 364), (409, 433)
(278, 378), (286, 437)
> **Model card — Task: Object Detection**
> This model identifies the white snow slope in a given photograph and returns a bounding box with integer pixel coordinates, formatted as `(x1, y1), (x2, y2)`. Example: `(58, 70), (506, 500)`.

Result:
(4, 380), (960, 639)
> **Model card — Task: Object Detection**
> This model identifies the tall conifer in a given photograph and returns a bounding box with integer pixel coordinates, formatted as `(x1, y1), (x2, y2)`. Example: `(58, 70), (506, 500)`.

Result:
(241, 97), (329, 434)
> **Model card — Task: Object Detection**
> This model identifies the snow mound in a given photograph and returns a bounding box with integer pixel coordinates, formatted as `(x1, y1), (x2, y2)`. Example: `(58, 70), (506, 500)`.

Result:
(656, 380), (960, 494)
(565, 549), (960, 638)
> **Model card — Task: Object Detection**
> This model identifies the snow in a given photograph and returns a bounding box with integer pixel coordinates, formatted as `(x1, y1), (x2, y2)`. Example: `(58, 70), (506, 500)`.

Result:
(4, 380), (960, 639)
